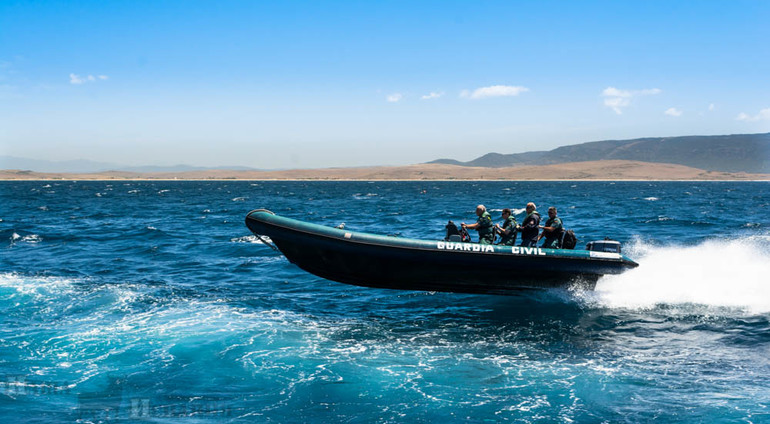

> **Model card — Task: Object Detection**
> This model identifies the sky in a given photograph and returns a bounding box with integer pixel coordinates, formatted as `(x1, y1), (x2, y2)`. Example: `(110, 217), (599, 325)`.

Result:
(1, 0), (769, 169)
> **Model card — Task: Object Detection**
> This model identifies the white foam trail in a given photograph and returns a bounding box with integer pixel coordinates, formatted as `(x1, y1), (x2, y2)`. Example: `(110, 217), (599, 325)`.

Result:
(591, 236), (770, 314)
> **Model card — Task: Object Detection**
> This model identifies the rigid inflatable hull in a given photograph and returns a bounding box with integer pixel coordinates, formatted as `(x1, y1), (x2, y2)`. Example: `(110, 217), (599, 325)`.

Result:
(245, 210), (639, 294)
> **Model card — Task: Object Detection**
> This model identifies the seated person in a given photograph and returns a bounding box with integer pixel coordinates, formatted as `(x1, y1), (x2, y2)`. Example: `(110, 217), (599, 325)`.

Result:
(518, 202), (541, 247)
(494, 208), (518, 246)
(538, 206), (564, 248)
(461, 205), (494, 244)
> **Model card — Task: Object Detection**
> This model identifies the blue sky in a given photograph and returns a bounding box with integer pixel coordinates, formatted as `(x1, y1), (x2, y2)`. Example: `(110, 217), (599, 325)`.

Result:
(1, 0), (769, 168)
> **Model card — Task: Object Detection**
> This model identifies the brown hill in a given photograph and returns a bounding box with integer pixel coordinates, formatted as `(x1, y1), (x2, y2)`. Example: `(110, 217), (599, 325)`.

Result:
(1, 160), (768, 181)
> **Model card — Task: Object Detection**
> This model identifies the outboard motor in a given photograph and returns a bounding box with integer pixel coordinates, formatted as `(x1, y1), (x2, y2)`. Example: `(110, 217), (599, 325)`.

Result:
(445, 221), (471, 242)
(586, 238), (622, 254)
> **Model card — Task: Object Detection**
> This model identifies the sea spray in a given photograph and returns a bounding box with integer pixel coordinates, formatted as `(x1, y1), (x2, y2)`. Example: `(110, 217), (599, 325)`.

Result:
(591, 236), (770, 313)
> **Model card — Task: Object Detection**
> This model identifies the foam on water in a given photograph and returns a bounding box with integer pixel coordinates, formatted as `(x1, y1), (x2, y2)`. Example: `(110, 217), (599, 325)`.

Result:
(0, 273), (78, 300)
(231, 234), (272, 244)
(591, 236), (770, 314)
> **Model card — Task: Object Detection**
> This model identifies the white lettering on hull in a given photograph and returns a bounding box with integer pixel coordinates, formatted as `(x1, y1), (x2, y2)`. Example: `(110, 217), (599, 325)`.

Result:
(511, 246), (546, 256)
(436, 242), (545, 255)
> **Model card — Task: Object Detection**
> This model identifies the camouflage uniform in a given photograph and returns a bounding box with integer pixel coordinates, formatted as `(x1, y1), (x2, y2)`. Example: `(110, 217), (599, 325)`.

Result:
(476, 211), (494, 245)
(541, 216), (563, 249)
(498, 215), (518, 246)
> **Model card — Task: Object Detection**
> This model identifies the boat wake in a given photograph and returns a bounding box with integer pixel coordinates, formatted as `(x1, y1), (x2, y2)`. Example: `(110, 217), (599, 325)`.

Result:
(585, 235), (770, 314)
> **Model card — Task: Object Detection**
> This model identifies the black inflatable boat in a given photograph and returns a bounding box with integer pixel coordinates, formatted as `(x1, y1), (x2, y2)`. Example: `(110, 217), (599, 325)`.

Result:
(245, 209), (639, 294)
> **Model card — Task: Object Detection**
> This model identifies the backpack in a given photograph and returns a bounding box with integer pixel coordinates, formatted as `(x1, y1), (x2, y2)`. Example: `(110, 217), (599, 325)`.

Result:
(561, 229), (577, 249)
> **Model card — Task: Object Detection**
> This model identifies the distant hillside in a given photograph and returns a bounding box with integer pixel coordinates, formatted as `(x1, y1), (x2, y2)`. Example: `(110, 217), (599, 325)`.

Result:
(430, 133), (770, 173)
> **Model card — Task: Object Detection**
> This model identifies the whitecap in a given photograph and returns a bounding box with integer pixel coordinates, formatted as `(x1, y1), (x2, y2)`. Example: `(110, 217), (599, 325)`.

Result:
(158, 189), (170, 194)
(22, 234), (42, 243)
(0, 273), (77, 300)
(644, 216), (672, 223)
(127, 189), (140, 194)
(232, 197), (247, 202)
(231, 235), (272, 244)
(644, 197), (659, 201)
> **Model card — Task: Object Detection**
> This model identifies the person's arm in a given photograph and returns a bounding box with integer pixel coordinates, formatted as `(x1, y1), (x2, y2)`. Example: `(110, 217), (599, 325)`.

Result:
(543, 219), (562, 233)
(540, 219), (561, 239)
(521, 217), (537, 229)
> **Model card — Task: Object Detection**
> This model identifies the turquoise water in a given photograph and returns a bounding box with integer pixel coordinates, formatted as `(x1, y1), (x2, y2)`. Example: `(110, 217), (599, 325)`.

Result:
(1, 181), (769, 422)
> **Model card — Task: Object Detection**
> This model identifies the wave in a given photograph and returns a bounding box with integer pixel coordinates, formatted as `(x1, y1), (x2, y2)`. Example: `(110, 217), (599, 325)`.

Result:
(9, 232), (43, 245)
(231, 235), (273, 244)
(586, 236), (770, 314)
(0, 273), (78, 300)
(352, 193), (379, 200)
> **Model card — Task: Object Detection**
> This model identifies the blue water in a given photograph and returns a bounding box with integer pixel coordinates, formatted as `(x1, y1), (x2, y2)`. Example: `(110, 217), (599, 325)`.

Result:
(1, 180), (769, 422)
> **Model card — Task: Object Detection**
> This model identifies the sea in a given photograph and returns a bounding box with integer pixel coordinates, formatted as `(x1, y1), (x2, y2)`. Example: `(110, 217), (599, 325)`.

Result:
(1, 180), (769, 423)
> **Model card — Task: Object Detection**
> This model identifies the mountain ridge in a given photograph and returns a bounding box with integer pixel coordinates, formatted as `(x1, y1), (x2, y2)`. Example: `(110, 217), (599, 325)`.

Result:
(429, 133), (770, 173)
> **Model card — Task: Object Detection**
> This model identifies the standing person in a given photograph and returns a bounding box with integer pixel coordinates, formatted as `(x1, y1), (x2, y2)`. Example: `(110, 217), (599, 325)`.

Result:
(462, 205), (494, 245)
(539, 206), (563, 248)
(494, 208), (518, 246)
(518, 202), (541, 247)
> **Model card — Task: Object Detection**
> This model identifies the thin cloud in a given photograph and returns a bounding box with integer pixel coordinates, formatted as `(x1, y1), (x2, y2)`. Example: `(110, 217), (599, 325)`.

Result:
(665, 107), (683, 117)
(386, 93), (403, 102)
(421, 92), (443, 100)
(601, 86), (661, 114)
(70, 73), (109, 85)
(708, 103), (715, 111)
(460, 85), (529, 100)
(736, 108), (770, 122)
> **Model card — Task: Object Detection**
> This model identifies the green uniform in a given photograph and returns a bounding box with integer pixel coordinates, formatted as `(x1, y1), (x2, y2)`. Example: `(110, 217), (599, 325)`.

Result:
(498, 216), (518, 246)
(476, 211), (494, 244)
(541, 216), (563, 248)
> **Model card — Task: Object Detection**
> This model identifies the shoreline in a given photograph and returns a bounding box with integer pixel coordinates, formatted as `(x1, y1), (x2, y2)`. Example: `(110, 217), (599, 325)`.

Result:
(2, 160), (768, 182)
(2, 178), (769, 182)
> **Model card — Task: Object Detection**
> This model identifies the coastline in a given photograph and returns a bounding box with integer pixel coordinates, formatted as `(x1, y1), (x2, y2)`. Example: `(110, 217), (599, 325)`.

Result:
(2, 160), (768, 182)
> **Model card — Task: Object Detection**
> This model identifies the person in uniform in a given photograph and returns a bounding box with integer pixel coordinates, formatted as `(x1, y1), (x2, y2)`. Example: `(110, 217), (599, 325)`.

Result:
(517, 202), (541, 247)
(494, 208), (518, 246)
(538, 206), (563, 248)
(462, 205), (494, 244)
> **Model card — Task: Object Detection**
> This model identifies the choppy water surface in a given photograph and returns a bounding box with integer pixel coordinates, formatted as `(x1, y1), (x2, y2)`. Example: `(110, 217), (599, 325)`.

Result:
(1, 181), (769, 422)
